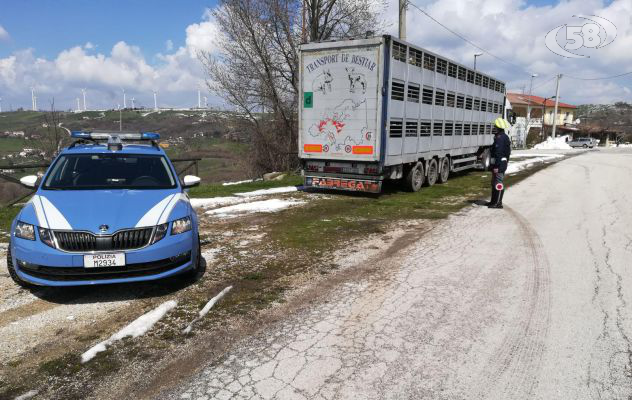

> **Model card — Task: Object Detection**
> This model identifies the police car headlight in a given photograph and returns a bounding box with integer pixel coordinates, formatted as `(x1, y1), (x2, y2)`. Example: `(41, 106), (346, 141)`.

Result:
(15, 221), (35, 241)
(171, 216), (191, 235)
(151, 223), (169, 244)
(38, 227), (56, 248)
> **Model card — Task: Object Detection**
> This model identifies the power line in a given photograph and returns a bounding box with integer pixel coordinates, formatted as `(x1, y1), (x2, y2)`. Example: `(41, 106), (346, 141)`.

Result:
(406, 1), (532, 76)
(531, 76), (557, 91)
(564, 71), (632, 81)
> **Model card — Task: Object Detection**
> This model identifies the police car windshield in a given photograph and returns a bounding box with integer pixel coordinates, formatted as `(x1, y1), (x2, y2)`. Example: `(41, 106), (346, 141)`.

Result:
(43, 154), (177, 190)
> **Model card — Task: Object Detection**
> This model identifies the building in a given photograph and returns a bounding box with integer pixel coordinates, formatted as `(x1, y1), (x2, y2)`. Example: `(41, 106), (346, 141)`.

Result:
(507, 93), (578, 147)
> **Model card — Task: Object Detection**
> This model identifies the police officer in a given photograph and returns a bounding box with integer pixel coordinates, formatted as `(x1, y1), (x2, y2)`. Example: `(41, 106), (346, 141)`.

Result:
(489, 118), (511, 209)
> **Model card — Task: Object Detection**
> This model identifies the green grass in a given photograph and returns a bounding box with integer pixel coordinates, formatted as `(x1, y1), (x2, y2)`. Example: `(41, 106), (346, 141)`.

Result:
(188, 174), (303, 198)
(0, 206), (20, 238)
(0, 137), (29, 154)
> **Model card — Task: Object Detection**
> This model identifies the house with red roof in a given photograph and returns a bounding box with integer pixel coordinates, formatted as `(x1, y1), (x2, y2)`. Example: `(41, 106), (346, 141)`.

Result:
(507, 93), (578, 147)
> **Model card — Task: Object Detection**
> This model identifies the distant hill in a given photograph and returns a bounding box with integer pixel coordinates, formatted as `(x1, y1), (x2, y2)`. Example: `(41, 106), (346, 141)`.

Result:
(576, 102), (632, 142)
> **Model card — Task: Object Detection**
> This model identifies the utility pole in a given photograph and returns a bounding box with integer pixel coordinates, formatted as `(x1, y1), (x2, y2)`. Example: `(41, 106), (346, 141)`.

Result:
(526, 73), (537, 148)
(551, 74), (562, 138)
(399, 0), (407, 40)
(473, 53), (483, 71)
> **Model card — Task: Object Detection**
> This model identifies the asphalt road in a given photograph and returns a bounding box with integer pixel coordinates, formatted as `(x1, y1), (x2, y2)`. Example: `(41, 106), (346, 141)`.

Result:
(162, 149), (632, 400)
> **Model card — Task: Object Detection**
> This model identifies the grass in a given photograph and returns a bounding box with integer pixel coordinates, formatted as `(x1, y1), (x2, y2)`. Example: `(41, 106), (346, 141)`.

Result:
(0, 137), (29, 154)
(0, 205), (20, 239)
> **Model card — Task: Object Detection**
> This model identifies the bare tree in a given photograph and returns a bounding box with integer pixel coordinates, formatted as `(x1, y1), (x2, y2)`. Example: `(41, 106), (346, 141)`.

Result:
(37, 99), (68, 159)
(199, 0), (387, 174)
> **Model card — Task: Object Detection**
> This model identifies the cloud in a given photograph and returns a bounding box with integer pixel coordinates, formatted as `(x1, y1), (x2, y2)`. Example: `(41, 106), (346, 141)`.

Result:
(385, 0), (632, 105)
(0, 25), (8, 41)
(0, 12), (218, 110)
(165, 39), (173, 51)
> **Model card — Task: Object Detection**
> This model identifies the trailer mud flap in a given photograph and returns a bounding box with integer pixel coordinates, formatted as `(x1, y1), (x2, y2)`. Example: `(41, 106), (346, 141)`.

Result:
(305, 176), (382, 193)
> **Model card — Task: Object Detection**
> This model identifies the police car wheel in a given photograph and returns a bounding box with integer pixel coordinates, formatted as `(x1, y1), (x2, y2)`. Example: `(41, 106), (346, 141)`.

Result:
(438, 157), (450, 183)
(425, 159), (438, 187)
(6, 245), (35, 289)
(182, 238), (205, 281)
(404, 162), (424, 192)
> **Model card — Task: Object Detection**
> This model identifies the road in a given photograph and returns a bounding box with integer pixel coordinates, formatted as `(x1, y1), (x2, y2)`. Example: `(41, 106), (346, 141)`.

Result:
(162, 149), (632, 400)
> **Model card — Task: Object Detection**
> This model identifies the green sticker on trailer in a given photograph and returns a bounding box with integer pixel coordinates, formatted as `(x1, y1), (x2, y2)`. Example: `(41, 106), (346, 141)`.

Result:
(304, 92), (313, 108)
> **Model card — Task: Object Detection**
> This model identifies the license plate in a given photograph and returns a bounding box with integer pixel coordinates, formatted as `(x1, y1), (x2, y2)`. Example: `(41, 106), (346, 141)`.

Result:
(84, 253), (125, 268)
(305, 176), (381, 193)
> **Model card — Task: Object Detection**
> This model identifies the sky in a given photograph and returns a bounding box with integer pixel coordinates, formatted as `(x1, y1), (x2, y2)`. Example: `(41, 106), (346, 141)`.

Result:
(0, 0), (630, 111)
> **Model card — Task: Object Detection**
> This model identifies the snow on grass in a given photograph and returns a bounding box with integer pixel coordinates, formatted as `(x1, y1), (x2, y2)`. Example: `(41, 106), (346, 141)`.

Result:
(81, 300), (177, 363)
(190, 196), (245, 209)
(206, 199), (305, 218)
(533, 135), (572, 150)
(235, 186), (298, 197)
(14, 390), (39, 400)
(183, 286), (233, 334)
(222, 179), (262, 186)
(506, 154), (565, 174)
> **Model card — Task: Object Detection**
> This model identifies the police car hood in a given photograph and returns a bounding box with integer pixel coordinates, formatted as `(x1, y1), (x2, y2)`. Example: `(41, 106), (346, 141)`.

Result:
(28, 189), (189, 233)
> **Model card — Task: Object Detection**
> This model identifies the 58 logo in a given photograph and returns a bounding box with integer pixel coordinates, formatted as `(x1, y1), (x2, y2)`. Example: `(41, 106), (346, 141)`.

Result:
(545, 15), (617, 58)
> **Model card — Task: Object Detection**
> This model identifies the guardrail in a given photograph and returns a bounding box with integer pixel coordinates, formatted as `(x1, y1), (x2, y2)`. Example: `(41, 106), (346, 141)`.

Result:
(0, 157), (201, 207)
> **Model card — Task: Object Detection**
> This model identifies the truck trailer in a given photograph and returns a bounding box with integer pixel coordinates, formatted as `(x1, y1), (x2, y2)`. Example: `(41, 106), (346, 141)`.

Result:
(298, 35), (511, 193)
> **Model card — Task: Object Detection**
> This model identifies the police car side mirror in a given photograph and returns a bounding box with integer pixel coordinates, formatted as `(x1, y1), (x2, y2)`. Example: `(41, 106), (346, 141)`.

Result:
(182, 175), (201, 188)
(20, 175), (39, 189)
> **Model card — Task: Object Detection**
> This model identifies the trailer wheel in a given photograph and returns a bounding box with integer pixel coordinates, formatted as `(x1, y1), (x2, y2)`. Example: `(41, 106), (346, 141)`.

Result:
(438, 157), (450, 183)
(404, 162), (424, 192)
(425, 159), (438, 187)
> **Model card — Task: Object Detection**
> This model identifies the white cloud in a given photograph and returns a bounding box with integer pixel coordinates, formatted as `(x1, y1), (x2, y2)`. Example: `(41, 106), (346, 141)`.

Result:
(385, 0), (632, 105)
(0, 12), (218, 110)
(165, 39), (173, 51)
(0, 25), (8, 41)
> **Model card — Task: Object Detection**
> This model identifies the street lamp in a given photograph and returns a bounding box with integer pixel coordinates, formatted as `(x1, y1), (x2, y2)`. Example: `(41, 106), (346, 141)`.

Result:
(525, 73), (538, 147)
(473, 53), (483, 71)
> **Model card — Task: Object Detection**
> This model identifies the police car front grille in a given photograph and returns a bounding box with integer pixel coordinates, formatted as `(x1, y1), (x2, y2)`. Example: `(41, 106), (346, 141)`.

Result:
(54, 228), (153, 252)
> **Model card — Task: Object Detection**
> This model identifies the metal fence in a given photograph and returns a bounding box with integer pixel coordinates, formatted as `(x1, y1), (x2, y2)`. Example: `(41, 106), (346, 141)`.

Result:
(0, 158), (201, 207)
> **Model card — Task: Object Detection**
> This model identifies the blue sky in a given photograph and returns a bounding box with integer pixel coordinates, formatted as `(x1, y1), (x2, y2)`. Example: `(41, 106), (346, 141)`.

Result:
(0, 0), (218, 60)
(0, 0), (630, 110)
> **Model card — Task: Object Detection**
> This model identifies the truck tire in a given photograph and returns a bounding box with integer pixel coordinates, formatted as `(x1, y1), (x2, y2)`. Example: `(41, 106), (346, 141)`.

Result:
(438, 157), (450, 183)
(425, 159), (438, 187)
(404, 162), (424, 192)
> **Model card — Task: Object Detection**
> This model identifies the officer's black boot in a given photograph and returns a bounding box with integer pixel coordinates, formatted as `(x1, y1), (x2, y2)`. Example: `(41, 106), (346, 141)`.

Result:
(487, 189), (498, 208)
(496, 190), (504, 209)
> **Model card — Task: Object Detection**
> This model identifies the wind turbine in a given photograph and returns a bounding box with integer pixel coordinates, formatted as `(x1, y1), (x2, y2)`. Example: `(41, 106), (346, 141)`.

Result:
(131, 97), (135, 109)
(76, 98), (81, 112)
(31, 87), (36, 111)
(82, 88), (87, 111)
(0, 97), (2, 113)
(122, 89), (127, 109)
(204, 96), (208, 108)
(197, 89), (201, 109)
(153, 90), (158, 111)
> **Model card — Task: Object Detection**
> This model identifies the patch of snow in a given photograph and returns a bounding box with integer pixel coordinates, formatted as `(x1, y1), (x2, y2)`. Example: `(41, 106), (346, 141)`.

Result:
(506, 154), (564, 174)
(14, 390), (39, 400)
(81, 300), (177, 363)
(183, 286), (233, 334)
(222, 179), (262, 186)
(235, 186), (298, 197)
(533, 135), (572, 150)
(190, 196), (245, 209)
(206, 199), (305, 218)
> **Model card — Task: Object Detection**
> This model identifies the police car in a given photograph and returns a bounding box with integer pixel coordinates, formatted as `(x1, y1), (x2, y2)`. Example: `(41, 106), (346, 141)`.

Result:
(7, 131), (203, 287)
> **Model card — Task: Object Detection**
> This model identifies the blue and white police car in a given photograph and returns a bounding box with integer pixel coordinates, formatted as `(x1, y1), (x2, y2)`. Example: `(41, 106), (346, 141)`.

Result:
(7, 131), (203, 287)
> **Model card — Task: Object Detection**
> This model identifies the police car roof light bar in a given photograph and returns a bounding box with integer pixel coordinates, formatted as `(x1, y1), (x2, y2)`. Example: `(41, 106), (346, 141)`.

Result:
(70, 131), (161, 140)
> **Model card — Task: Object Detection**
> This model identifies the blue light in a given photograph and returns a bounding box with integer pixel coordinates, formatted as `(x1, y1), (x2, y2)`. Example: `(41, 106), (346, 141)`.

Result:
(141, 132), (160, 140)
(70, 131), (92, 138)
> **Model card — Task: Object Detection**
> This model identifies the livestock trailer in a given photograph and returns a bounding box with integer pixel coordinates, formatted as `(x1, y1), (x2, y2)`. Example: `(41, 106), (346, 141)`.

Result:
(298, 35), (509, 193)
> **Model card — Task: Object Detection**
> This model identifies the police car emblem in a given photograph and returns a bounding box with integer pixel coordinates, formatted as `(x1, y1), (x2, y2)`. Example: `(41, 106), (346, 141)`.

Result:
(99, 224), (109, 232)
